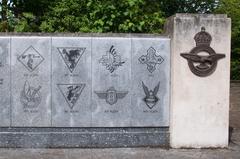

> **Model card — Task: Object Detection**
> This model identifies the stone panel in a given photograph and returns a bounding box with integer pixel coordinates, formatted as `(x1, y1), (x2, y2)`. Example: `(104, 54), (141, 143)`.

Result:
(0, 37), (10, 126)
(51, 37), (91, 127)
(131, 38), (170, 126)
(91, 37), (131, 127)
(11, 37), (51, 127)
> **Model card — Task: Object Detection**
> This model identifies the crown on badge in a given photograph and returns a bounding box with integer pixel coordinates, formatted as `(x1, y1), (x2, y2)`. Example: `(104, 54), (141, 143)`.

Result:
(194, 27), (212, 46)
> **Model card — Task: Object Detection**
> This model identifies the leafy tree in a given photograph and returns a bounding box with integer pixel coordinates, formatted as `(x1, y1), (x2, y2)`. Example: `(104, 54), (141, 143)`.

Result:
(0, 0), (59, 32)
(215, 0), (240, 80)
(40, 0), (165, 33)
(159, 0), (218, 17)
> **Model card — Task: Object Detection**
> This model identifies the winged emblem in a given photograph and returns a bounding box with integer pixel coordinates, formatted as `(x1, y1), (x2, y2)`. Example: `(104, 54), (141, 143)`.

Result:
(142, 82), (160, 109)
(180, 27), (226, 77)
(181, 53), (225, 70)
(20, 81), (42, 108)
(95, 87), (128, 105)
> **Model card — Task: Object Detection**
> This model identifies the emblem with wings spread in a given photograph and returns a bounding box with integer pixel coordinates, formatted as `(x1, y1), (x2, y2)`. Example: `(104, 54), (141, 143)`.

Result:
(95, 87), (128, 105)
(142, 82), (160, 109)
(180, 27), (225, 77)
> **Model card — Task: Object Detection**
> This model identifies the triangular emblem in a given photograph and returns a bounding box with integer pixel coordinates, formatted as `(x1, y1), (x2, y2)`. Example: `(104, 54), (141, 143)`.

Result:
(57, 84), (85, 109)
(57, 47), (85, 73)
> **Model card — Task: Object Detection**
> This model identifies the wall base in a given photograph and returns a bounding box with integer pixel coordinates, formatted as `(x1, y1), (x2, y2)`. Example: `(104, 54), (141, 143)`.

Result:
(0, 127), (169, 148)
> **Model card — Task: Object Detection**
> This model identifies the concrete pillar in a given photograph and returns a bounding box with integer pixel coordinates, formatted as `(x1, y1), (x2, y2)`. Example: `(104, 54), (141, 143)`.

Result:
(165, 14), (231, 148)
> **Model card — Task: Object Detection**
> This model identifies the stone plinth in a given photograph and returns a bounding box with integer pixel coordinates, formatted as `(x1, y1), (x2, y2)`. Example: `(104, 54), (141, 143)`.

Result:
(165, 14), (231, 148)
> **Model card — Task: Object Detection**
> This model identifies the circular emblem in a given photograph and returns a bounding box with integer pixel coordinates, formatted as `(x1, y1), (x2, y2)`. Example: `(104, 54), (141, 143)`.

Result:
(187, 45), (217, 77)
(180, 27), (225, 77)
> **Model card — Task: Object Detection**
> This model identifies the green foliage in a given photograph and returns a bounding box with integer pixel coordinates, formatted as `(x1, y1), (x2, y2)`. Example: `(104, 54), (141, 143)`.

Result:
(159, 0), (218, 17)
(39, 0), (165, 33)
(215, 0), (240, 80)
(14, 12), (40, 32)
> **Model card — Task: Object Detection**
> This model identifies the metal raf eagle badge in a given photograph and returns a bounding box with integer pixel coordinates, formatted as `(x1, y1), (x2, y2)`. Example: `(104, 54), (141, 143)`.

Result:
(180, 27), (225, 77)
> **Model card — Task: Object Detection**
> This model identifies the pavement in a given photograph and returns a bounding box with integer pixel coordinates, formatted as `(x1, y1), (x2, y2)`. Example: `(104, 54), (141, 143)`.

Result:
(0, 82), (239, 159)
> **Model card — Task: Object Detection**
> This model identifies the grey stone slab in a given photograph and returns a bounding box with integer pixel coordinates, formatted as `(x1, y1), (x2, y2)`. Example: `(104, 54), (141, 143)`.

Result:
(51, 37), (91, 127)
(91, 37), (131, 127)
(131, 38), (170, 126)
(0, 127), (169, 148)
(0, 37), (10, 126)
(11, 37), (51, 127)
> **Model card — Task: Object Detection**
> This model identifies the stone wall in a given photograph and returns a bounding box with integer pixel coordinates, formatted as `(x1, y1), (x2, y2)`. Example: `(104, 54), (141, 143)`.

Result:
(0, 14), (232, 148)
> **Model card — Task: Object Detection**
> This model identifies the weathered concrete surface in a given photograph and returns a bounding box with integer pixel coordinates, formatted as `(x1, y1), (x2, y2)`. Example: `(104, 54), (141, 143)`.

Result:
(166, 14), (231, 148)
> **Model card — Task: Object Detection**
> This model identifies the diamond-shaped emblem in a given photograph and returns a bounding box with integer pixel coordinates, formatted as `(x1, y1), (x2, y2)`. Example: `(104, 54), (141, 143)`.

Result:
(57, 47), (85, 73)
(57, 84), (85, 109)
(18, 46), (44, 72)
(139, 47), (164, 73)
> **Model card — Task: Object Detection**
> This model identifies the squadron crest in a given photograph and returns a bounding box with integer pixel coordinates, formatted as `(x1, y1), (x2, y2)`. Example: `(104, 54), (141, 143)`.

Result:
(142, 82), (160, 109)
(99, 45), (125, 73)
(180, 27), (225, 77)
(57, 47), (85, 73)
(95, 87), (128, 105)
(18, 46), (44, 72)
(139, 47), (164, 73)
(20, 81), (42, 108)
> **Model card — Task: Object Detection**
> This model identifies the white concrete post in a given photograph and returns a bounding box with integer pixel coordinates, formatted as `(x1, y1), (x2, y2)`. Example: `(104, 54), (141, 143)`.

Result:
(165, 14), (231, 148)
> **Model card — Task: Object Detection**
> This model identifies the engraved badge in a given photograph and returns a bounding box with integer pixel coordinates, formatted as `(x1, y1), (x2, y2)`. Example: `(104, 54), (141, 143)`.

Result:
(95, 87), (128, 105)
(18, 46), (44, 72)
(139, 47), (164, 73)
(57, 47), (85, 73)
(142, 82), (160, 109)
(99, 45), (125, 73)
(58, 84), (85, 109)
(180, 27), (225, 77)
(20, 81), (42, 108)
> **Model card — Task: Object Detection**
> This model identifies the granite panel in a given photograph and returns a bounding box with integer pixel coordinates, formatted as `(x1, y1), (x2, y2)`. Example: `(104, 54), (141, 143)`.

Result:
(11, 37), (51, 127)
(51, 37), (91, 127)
(131, 38), (170, 126)
(91, 37), (131, 127)
(0, 127), (169, 148)
(0, 37), (10, 126)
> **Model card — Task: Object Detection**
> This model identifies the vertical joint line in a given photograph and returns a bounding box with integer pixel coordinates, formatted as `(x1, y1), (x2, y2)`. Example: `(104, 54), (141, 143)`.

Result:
(50, 37), (53, 126)
(10, 37), (12, 127)
(90, 36), (93, 127)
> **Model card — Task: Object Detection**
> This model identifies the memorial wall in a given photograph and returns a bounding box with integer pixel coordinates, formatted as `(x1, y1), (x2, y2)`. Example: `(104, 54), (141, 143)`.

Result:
(0, 36), (170, 127)
(0, 14), (231, 148)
